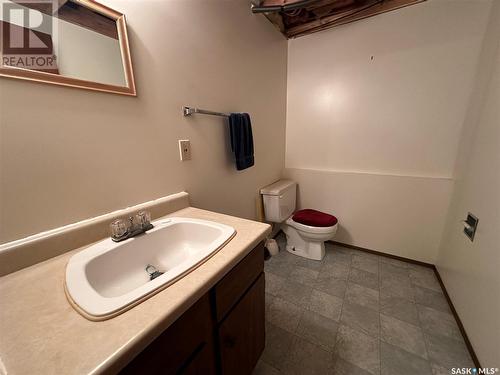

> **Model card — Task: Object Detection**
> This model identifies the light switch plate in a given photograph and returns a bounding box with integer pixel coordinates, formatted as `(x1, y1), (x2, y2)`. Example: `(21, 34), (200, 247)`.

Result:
(178, 140), (191, 161)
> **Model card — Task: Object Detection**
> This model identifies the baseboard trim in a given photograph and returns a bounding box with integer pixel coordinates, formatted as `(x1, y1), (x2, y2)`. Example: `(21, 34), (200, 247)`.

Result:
(273, 234), (481, 368)
(432, 267), (481, 369)
(328, 240), (434, 268)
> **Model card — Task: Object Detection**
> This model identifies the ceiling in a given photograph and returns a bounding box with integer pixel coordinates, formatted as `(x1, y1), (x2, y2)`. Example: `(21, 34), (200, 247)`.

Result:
(251, 0), (426, 38)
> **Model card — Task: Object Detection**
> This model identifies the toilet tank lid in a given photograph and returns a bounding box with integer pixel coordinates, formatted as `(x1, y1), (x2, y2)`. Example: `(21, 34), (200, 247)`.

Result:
(260, 180), (296, 196)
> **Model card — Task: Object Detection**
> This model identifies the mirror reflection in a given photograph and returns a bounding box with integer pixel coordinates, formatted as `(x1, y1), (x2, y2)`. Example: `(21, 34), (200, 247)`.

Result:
(0, 0), (135, 94)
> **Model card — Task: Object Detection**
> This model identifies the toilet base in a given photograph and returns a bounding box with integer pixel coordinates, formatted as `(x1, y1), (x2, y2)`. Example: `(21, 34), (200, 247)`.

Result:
(282, 225), (326, 261)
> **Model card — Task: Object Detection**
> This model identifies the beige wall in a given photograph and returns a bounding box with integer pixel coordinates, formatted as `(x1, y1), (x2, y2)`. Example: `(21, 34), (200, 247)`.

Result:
(285, 0), (492, 262)
(0, 0), (287, 243)
(437, 1), (500, 367)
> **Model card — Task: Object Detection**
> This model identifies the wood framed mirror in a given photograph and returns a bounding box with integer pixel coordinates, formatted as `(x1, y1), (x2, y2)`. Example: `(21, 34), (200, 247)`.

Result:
(0, 0), (136, 96)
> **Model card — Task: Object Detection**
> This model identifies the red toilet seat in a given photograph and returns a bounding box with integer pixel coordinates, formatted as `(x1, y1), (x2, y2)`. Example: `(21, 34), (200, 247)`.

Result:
(292, 209), (338, 227)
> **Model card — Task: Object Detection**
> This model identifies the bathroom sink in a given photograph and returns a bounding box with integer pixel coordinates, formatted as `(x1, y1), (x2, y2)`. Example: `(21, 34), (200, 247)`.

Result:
(65, 217), (235, 320)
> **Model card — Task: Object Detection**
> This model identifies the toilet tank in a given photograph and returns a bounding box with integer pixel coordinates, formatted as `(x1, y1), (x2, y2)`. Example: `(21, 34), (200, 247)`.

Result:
(260, 180), (297, 223)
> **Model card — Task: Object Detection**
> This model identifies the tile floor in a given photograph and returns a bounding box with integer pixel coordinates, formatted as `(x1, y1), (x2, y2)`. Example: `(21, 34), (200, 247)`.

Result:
(253, 233), (474, 375)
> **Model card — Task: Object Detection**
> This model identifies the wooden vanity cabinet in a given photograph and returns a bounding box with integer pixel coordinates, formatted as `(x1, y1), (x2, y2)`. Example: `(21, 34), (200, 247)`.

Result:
(119, 242), (265, 375)
(218, 273), (265, 374)
(120, 293), (216, 375)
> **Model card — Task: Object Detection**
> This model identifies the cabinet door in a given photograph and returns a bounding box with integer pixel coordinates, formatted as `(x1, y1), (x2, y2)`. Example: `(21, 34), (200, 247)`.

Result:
(218, 273), (265, 375)
(120, 294), (216, 375)
(215, 243), (264, 322)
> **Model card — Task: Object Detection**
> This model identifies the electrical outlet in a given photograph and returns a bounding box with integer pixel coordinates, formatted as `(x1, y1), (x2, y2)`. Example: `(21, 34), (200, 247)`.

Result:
(178, 140), (191, 161)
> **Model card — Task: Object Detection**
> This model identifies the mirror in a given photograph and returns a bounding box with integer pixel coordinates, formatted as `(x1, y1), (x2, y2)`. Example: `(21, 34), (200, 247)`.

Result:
(0, 0), (136, 96)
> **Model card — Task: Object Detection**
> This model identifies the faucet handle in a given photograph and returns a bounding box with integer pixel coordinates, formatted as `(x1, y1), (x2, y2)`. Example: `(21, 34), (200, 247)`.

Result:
(137, 211), (152, 228)
(110, 218), (128, 239)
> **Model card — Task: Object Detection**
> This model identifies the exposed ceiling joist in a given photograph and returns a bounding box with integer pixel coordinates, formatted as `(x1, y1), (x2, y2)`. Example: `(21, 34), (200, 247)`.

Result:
(252, 0), (426, 38)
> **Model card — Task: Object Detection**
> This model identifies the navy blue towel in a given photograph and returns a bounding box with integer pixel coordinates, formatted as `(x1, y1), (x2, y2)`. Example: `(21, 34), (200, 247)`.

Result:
(229, 113), (254, 170)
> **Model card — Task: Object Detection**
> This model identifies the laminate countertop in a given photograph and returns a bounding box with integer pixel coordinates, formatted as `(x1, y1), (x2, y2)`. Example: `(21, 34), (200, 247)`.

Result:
(0, 207), (271, 375)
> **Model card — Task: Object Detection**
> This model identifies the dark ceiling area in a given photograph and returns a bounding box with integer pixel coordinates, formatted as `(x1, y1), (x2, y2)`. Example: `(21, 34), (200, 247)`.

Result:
(251, 0), (426, 38)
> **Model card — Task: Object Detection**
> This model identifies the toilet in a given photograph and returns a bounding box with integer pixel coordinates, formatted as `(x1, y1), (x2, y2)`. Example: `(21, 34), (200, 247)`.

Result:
(260, 180), (338, 261)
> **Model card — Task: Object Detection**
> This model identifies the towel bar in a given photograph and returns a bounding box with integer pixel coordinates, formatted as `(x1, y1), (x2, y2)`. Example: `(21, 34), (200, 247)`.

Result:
(183, 106), (229, 118)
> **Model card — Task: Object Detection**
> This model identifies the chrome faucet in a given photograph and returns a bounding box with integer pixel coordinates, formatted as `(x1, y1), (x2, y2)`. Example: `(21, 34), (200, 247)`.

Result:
(110, 211), (154, 242)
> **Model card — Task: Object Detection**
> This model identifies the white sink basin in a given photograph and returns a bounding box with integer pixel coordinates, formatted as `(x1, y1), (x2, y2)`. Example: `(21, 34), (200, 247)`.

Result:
(65, 217), (235, 320)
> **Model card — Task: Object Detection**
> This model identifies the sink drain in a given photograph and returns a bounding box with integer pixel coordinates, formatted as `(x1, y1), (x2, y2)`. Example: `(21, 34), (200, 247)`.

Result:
(145, 264), (164, 280)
